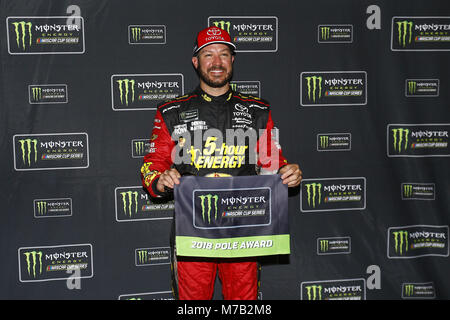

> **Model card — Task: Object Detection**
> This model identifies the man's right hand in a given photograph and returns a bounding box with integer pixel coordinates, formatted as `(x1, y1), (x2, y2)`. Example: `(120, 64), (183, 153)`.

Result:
(156, 168), (181, 193)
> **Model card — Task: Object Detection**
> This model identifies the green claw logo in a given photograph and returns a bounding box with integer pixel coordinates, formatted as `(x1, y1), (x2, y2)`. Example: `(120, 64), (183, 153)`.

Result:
(120, 191), (139, 217)
(212, 21), (231, 33)
(305, 183), (322, 208)
(393, 230), (409, 255)
(23, 251), (43, 277)
(305, 285), (323, 300)
(12, 21), (33, 50)
(18, 139), (38, 166)
(131, 27), (141, 41)
(320, 136), (329, 149)
(134, 141), (145, 156)
(305, 76), (323, 102)
(396, 20), (413, 47)
(320, 27), (330, 40)
(31, 87), (42, 101)
(116, 79), (136, 106)
(407, 81), (417, 94)
(391, 128), (410, 153)
(198, 194), (219, 224)
(319, 240), (329, 253)
(403, 184), (413, 198)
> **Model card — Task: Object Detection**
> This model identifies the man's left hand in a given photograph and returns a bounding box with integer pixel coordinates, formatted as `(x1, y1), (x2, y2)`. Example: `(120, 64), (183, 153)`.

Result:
(279, 164), (302, 187)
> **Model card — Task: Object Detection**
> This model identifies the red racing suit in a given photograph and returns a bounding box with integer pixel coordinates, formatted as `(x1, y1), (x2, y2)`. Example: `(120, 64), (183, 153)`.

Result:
(140, 86), (288, 300)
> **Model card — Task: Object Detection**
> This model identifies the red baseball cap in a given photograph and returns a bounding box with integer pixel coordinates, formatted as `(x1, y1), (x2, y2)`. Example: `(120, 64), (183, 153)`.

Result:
(193, 26), (236, 56)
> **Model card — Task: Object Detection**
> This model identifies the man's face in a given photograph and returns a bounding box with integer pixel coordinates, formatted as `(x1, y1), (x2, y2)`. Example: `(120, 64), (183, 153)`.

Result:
(192, 43), (234, 89)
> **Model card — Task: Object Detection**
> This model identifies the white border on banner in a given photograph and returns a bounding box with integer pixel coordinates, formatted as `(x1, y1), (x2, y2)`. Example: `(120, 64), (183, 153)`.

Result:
(6, 16), (85, 55)
(299, 71), (368, 107)
(192, 187), (272, 230)
(300, 278), (367, 300)
(114, 186), (174, 222)
(110, 73), (184, 111)
(207, 16), (279, 53)
(317, 24), (353, 43)
(18, 243), (94, 283)
(128, 25), (167, 45)
(404, 79), (440, 97)
(387, 225), (450, 259)
(386, 123), (450, 158)
(316, 132), (352, 152)
(12, 132), (90, 171)
(390, 16), (450, 52)
(300, 177), (367, 213)
(28, 84), (69, 104)
(33, 197), (73, 218)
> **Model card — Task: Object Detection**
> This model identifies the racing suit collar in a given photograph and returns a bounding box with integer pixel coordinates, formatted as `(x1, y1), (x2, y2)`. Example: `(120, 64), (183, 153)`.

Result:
(196, 86), (233, 103)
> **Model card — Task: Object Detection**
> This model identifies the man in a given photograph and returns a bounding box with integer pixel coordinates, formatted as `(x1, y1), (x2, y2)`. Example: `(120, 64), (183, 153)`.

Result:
(140, 26), (302, 300)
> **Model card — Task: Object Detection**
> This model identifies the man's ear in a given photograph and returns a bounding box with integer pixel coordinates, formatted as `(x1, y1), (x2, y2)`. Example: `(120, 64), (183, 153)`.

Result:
(192, 56), (199, 69)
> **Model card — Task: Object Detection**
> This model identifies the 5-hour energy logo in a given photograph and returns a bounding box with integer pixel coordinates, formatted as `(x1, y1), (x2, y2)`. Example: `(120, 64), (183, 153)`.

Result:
(300, 71), (367, 106)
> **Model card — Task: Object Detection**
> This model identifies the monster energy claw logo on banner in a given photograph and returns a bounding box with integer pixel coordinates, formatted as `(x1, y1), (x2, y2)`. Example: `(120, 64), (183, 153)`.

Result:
(175, 175), (289, 258)
(135, 247), (171, 266)
(387, 225), (449, 259)
(18, 244), (93, 282)
(28, 84), (68, 104)
(115, 186), (174, 222)
(387, 124), (450, 157)
(111, 74), (184, 111)
(405, 79), (439, 97)
(301, 177), (366, 213)
(208, 16), (278, 52)
(317, 133), (351, 151)
(13, 133), (89, 171)
(402, 282), (436, 299)
(33, 198), (72, 218)
(391, 16), (450, 51)
(301, 279), (366, 300)
(300, 71), (367, 106)
(7, 16), (85, 54)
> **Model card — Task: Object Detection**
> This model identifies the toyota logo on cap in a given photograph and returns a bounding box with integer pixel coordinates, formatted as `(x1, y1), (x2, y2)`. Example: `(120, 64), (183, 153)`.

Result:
(193, 26), (236, 56)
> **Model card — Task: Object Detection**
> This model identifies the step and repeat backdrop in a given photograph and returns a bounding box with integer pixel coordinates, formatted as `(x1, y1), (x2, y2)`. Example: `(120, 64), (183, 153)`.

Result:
(0, 0), (449, 300)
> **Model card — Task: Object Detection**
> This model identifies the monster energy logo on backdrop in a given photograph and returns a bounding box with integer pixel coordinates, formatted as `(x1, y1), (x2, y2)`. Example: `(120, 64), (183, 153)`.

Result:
(407, 81), (417, 94)
(116, 79), (135, 106)
(31, 87), (42, 101)
(212, 20), (231, 33)
(320, 27), (330, 40)
(320, 136), (329, 148)
(305, 285), (323, 300)
(305, 183), (322, 208)
(131, 27), (141, 41)
(403, 184), (413, 198)
(391, 128), (409, 152)
(36, 201), (47, 215)
(23, 251), (43, 277)
(305, 76), (322, 102)
(393, 230), (409, 255)
(134, 141), (145, 156)
(120, 191), (139, 216)
(18, 139), (38, 166)
(397, 20), (413, 47)
(198, 194), (219, 224)
(12, 21), (32, 50)
(319, 240), (329, 252)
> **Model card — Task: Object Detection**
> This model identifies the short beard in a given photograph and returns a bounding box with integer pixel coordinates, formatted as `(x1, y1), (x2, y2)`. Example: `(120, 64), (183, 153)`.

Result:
(197, 66), (233, 88)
